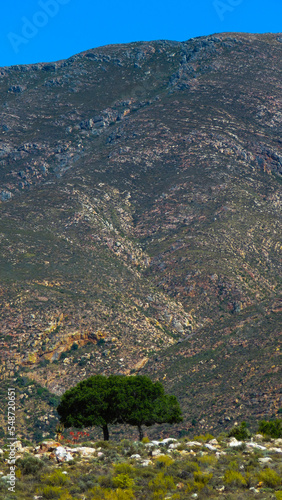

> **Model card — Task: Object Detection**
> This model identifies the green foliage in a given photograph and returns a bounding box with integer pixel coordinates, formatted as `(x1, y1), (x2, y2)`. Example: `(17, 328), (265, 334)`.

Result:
(148, 472), (176, 491)
(275, 492), (282, 500)
(112, 473), (135, 489)
(258, 419), (282, 438)
(258, 468), (281, 488)
(114, 463), (136, 477)
(155, 455), (175, 468)
(228, 421), (251, 440)
(42, 485), (62, 499)
(193, 433), (214, 442)
(90, 486), (135, 499)
(224, 470), (247, 487)
(193, 471), (213, 490)
(57, 374), (182, 441)
(17, 455), (44, 475)
(41, 470), (70, 486)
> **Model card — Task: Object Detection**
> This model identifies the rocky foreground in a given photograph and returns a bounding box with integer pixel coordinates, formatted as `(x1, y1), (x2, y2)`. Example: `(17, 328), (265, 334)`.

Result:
(1, 432), (282, 499)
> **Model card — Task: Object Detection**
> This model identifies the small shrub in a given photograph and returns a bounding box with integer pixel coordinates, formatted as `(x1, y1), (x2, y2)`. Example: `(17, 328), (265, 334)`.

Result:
(275, 492), (282, 500)
(193, 471), (213, 490)
(258, 419), (282, 438)
(228, 422), (251, 440)
(113, 473), (135, 489)
(224, 470), (247, 487)
(41, 470), (70, 486)
(198, 455), (217, 467)
(193, 433), (214, 442)
(142, 436), (150, 443)
(148, 472), (175, 492)
(17, 455), (44, 475)
(42, 485), (62, 499)
(258, 468), (281, 488)
(114, 463), (136, 477)
(155, 455), (175, 468)
(90, 486), (134, 500)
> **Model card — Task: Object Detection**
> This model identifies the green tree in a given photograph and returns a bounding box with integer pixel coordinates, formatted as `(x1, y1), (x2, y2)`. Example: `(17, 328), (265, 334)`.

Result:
(57, 375), (182, 441)
(113, 375), (183, 440)
(57, 375), (114, 440)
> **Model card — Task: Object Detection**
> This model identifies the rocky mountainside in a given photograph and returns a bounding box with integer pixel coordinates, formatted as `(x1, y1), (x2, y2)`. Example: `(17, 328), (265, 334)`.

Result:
(0, 32), (281, 441)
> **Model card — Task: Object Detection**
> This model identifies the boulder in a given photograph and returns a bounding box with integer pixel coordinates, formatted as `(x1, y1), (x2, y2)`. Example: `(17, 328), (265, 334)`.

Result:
(55, 446), (73, 462)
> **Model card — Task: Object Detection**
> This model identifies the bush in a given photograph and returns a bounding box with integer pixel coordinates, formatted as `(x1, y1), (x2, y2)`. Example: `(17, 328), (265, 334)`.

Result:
(114, 463), (136, 477)
(258, 468), (281, 488)
(258, 419), (282, 438)
(155, 455), (175, 468)
(42, 485), (62, 499)
(224, 470), (247, 487)
(113, 474), (135, 489)
(41, 470), (70, 486)
(17, 455), (44, 475)
(275, 492), (282, 500)
(193, 433), (214, 442)
(148, 472), (175, 492)
(228, 422), (251, 440)
(193, 471), (213, 490)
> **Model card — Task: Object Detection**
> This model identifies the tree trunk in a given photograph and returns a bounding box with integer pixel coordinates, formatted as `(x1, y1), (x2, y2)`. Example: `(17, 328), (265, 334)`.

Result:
(138, 424), (144, 441)
(102, 424), (109, 441)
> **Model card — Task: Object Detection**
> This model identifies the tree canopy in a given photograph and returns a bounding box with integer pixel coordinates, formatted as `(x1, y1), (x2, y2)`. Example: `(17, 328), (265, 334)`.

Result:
(57, 375), (182, 440)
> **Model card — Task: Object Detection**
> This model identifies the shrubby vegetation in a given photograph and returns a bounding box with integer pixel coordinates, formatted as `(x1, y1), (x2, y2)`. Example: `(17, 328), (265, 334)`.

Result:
(0, 425), (282, 500)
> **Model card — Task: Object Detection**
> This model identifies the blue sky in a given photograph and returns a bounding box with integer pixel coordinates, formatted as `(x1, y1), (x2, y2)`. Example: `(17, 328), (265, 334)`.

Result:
(1, 0), (282, 67)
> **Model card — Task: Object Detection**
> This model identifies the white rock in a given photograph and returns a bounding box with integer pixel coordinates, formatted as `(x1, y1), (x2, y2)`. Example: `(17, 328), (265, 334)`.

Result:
(205, 443), (217, 451)
(258, 457), (272, 463)
(249, 487), (260, 493)
(141, 459), (152, 466)
(228, 438), (242, 447)
(208, 439), (219, 445)
(246, 442), (266, 450)
(0, 449), (3, 454)
(152, 449), (162, 457)
(74, 447), (96, 457)
(186, 441), (202, 447)
(168, 443), (178, 449)
(269, 447), (282, 453)
(161, 438), (177, 444)
(55, 446), (73, 462)
(130, 454), (141, 459)
(97, 452), (104, 458)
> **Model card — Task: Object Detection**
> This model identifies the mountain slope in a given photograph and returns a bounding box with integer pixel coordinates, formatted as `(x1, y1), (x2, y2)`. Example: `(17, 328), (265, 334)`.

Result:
(0, 32), (281, 440)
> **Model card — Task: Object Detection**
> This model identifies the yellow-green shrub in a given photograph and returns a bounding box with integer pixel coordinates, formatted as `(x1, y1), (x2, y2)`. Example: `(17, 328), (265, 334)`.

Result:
(258, 468), (281, 488)
(90, 487), (135, 500)
(198, 455), (217, 467)
(193, 471), (213, 490)
(142, 436), (150, 443)
(41, 470), (69, 486)
(113, 473), (135, 489)
(155, 455), (175, 468)
(114, 463), (136, 477)
(224, 470), (247, 487)
(42, 485), (62, 499)
(148, 472), (176, 491)
(193, 433), (214, 442)
(275, 492), (282, 500)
